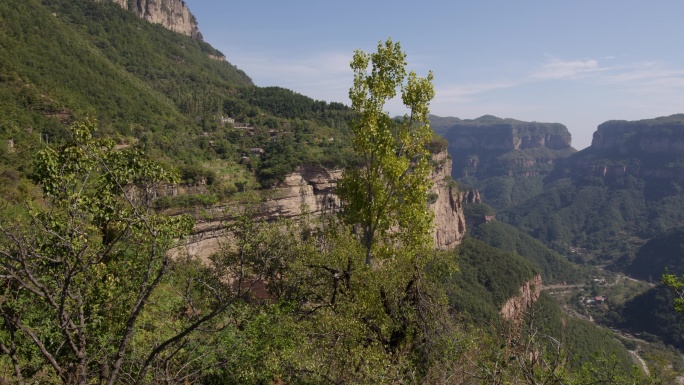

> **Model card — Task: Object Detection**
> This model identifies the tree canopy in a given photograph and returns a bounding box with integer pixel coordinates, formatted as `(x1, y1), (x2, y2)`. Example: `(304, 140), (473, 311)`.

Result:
(338, 38), (436, 266)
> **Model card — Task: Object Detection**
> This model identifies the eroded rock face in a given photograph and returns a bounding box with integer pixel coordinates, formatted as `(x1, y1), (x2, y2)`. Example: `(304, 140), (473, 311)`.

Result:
(431, 115), (575, 179)
(560, 114), (684, 182)
(182, 152), (467, 259)
(428, 151), (467, 250)
(500, 274), (543, 323)
(591, 115), (684, 154)
(100, 0), (201, 39)
(461, 189), (482, 205)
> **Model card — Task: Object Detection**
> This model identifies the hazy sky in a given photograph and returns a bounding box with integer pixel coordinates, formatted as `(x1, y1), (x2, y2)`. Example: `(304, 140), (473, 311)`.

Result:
(189, 1), (684, 150)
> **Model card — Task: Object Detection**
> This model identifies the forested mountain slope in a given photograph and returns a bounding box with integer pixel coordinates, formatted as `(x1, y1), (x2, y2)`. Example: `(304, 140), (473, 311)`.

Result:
(0, 0), (355, 190)
(502, 115), (684, 263)
(470, 221), (583, 284)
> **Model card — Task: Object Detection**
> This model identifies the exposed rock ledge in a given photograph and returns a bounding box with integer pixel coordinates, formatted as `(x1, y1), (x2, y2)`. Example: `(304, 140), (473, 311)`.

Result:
(99, 0), (202, 40)
(181, 151), (466, 259)
(500, 274), (543, 323)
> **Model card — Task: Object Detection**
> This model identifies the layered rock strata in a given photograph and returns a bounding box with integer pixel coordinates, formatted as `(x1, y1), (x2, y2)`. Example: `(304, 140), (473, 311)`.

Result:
(430, 115), (575, 179)
(560, 114), (684, 182)
(182, 152), (466, 259)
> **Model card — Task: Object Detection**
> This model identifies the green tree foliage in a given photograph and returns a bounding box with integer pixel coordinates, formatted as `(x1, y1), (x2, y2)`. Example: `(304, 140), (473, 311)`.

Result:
(627, 228), (684, 281)
(0, 120), (256, 384)
(501, 176), (654, 260)
(193, 215), (461, 384)
(338, 38), (435, 265)
(445, 237), (538, 323)
(462, 175), (546, 212)
(0, 0), (357, 193)
(470, 221), (583, 284)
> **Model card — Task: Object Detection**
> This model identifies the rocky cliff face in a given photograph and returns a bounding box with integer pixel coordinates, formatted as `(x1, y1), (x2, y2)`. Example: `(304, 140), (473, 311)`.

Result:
(430, 115), (575, 179)
(591, 114), (684, 154)
(461, 189), (482, 205)
(560, 114), (684, 182)
(428, 151), (467, 250)
(100, 0), (201, 39)
(182, 152), (466, 259)
(500, 274), (542, 323)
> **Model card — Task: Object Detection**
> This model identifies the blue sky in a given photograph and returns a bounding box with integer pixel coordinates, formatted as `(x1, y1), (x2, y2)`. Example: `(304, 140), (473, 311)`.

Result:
(189, 1), (684, 150)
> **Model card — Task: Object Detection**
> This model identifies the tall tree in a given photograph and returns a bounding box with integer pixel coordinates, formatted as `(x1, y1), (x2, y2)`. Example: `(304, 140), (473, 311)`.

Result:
(338, 38), (436, 265)
(0, 120), (248, 384)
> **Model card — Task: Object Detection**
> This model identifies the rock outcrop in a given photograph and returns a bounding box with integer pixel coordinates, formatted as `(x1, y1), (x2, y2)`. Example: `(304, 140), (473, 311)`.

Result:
(558, 114), (684, 182)
(182, 152), (466, 259)
(430, 115), (576, 179)
(99, 0), (202, 40)
(461, 189), (482, 205)
(591, 114), (684, 154)
(500, 274), (543, 323)
(428, 151), (467, 250)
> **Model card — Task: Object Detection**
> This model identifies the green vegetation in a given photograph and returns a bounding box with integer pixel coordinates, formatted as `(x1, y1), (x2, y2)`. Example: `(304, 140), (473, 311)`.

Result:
(0, 121), (207, 383)
(620, 285), (684, 350)
(0, 0), (356, 191)
(531, 293), (634, 371)
(430, 114), (576, 212)
(501, 176), (653, 261)
(0, 0), (674, 381)
(446, 237), (538, 323)
(627, 228), (684, 281)
(470, 221), (584, 284)
(463, 202), (495, 217)
(338, 38), (435, 265)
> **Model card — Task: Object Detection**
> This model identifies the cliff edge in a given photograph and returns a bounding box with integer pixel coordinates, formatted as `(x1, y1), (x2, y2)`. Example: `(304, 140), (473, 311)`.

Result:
(431, 115), (575, 179)
(182, 151), (466, 259)
(99, 0), (202, 39)
(557, 114), (684, 182)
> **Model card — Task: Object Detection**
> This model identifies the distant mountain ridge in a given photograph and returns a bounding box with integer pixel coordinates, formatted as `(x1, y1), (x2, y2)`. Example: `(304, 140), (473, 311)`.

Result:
(431, 114), (576, 210)
(554, 114), (684, 182)
(503, 114), (684, 261)
(431, 114), (575, 179)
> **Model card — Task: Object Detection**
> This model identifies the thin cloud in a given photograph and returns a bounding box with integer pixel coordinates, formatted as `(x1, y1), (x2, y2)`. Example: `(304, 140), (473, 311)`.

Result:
(434, 81), (521, 104)
(228, 51), (353, 102)
(533, 58), (602, 79)
(532, 58), (684, 91)
(601, 62), (684, 88)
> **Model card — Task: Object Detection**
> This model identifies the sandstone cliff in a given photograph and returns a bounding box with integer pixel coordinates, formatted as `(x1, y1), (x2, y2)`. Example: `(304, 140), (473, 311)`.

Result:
(181, 152), (466, 259)
(500, 274), (543, 323)
(557, 114), (684, 182)
(428, 151), (467, 250)
(431, 115), (575, 179)
(99, 0), (202, 39)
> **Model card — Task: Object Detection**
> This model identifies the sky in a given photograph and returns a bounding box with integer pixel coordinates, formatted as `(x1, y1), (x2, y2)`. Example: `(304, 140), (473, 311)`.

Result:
(189, 1), (684, 150)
